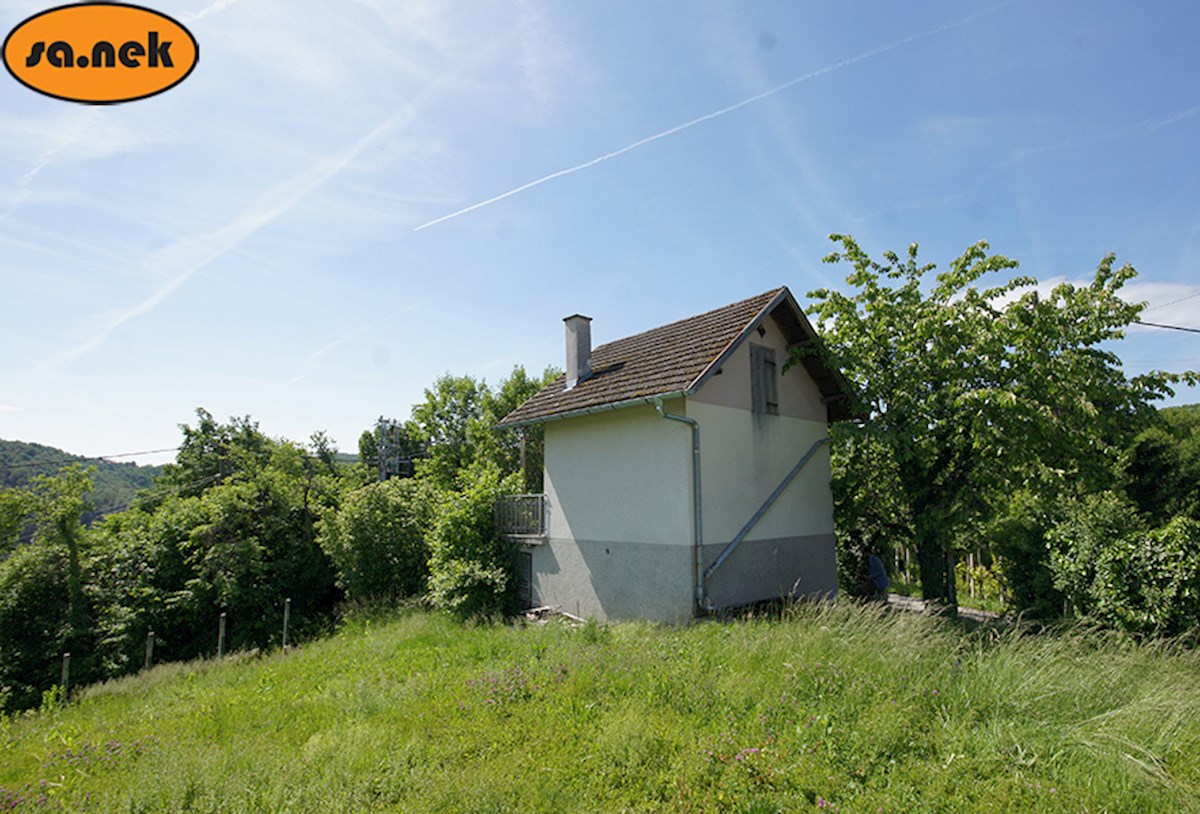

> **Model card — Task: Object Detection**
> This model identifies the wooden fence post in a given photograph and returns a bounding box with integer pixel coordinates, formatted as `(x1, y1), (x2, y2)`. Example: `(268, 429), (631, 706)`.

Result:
(218, 612), (226, 657)
(282, 598), (291, 650)
(61, 652), (70, 701)
(145, 630), (155, 670)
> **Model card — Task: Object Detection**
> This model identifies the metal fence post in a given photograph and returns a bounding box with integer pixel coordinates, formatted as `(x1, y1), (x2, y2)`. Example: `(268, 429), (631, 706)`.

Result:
(282, 598), (291, 650)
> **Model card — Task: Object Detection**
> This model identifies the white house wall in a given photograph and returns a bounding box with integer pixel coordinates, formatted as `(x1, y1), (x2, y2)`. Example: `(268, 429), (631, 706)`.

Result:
(687, 399), (838, 606)
(689, 312), (838, 606)
(534, 404), (696, 623)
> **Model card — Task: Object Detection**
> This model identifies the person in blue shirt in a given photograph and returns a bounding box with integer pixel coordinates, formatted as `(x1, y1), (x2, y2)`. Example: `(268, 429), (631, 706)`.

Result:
(859, 550), (889, 602)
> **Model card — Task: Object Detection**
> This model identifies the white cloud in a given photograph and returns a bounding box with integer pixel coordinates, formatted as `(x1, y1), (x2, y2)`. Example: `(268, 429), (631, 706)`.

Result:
(1125, 282), (1200, 328)
(983, 278), (1200, 331)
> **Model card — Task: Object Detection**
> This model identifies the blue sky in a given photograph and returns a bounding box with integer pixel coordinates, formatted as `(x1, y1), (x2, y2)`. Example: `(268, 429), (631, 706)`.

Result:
(2, 0), (1198, 465)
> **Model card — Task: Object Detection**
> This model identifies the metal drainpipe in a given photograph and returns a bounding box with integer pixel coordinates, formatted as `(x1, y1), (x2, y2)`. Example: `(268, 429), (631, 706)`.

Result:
(653, 398), (708, 615)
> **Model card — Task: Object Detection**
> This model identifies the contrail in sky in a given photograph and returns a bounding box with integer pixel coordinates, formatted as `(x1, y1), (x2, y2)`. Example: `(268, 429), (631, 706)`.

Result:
(414, 6), (1005, 232)
(46, 116), (396, 369)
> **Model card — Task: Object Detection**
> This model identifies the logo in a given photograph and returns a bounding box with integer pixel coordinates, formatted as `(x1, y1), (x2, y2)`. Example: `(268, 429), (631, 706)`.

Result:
(3, 2), (198, 104)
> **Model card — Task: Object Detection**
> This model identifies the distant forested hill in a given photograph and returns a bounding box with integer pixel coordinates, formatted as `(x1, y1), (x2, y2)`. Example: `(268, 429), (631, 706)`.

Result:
(0, 439), (163, 522)
(1163, 403), (1200, 423)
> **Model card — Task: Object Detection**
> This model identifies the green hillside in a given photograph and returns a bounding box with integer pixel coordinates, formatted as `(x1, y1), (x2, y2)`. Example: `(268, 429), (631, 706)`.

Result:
(1, 605), (1197, 813)
(0, 439), (163, 522)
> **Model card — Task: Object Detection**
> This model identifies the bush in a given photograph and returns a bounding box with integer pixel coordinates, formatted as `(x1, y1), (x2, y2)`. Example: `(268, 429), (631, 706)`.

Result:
(317, 478), (439, 603)
(1090, 517), (1200, 636)
(1050, 492), (1200, 636)
(1048, 491), (1143, 619)
(0, 542), (73, 710)
(986, 490), (1059, 616)
(427, 464), (521, 619)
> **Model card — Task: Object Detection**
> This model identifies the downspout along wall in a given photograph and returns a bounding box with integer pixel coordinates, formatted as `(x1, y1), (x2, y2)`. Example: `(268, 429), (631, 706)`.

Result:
(654, 398), (708, 615)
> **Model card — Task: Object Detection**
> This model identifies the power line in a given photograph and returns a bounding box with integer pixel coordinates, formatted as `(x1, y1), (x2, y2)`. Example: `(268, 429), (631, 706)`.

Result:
(1137, 316), (1200, 333)
(90, 472), (227, 517)
(1143, 291), (1200, 313)
(1, 447), (179, 471)
(96, 447), (180, 459)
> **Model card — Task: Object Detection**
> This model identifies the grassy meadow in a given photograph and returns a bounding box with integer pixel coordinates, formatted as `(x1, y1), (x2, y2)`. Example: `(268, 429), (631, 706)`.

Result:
(1, 603), (1198, 813)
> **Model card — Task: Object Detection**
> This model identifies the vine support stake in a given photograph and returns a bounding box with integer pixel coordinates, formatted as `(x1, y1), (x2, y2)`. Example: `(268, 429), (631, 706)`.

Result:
(282, 598), (291, 650)
(60, 652), (70, 702)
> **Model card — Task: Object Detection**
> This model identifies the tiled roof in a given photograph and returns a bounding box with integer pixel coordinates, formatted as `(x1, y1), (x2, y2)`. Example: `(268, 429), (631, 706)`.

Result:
(498, 287), (856, 427)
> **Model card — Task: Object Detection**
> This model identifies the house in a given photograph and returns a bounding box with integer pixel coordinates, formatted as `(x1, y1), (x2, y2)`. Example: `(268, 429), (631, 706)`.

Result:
(496, 287), (856, 623)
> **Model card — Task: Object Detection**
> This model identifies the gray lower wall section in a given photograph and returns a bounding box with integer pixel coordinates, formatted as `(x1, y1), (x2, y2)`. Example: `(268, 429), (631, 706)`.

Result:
(529, 538), (695, 624)
(702, 533), (838, 609)
(528, 532), (838, 623)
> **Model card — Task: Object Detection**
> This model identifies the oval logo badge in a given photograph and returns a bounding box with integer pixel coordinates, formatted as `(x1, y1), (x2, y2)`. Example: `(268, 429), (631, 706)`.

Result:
(3, 3), (198, 104)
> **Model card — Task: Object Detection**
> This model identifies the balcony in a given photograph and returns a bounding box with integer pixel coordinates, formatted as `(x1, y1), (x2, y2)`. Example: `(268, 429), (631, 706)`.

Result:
(495, 493), (547, 544)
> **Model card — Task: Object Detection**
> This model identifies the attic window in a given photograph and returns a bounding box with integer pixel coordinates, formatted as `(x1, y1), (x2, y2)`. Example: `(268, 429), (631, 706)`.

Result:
(750, 345), (779, 415)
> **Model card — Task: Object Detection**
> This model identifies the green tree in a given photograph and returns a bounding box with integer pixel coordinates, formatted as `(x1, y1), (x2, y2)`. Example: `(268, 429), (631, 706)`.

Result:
(409, 367), (556, 490)
(317, 477), (439, 602)
(427, 463), (522, 619)
(31, 466), (95, 654)
(804, 236), (1193, 607)
(308, 431), (339, 476)
(157, 408), (273, 498)
(0, 487), (33, 556)
(1066, 515), (1200, 636)
(478, 366), (559, 491)
(0, 466), (97, 708)
(89, 440), (342, 672)
(1047, 491), (1144, 618)
(828, 427), (913, 594)
(0, 541), (73, 709)
(980, 489), (1059, 615)
(1121, 406), (1200, 525)
(410, 375), (485, 488)
(357, 428), (378, 471)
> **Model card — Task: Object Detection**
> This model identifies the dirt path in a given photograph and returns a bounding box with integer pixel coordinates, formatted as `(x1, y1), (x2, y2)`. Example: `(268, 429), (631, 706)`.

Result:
(886, 593), (1003, 624)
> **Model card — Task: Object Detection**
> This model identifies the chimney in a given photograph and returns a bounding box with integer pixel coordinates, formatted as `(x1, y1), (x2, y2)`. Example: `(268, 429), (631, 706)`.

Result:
(563, 313), (593, 390)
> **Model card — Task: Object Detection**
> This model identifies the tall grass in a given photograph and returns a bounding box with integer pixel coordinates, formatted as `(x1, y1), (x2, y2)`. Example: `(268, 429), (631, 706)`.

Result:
(1, 603), (1197, 812)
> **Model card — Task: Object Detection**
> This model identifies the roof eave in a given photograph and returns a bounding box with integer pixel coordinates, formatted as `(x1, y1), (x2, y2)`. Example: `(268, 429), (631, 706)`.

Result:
(686, 287), (859, 423)
(495, 390), (689, 430)
(686, 287), (790, 395)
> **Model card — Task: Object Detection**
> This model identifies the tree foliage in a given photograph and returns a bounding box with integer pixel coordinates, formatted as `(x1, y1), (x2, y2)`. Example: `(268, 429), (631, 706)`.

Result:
(0, 466), (97, 708)
(427, 463), (522, 620)
(317, 477), (439, 603)
(805, 235), (1194, 606)
(1052, 511), (1200, 637)
(0, 487), (32, 557)
(0, 363), (561, 710)
(87, 442), (342, 672)
(1120, 406), (1200, 525)
(157, 408), (273, 499)
(0, 540), (74, 708)
(409, 367), (558, 490)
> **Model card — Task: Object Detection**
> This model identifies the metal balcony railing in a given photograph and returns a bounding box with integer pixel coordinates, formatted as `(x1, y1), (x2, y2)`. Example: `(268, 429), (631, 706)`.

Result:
(495, 493), (547, 542)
